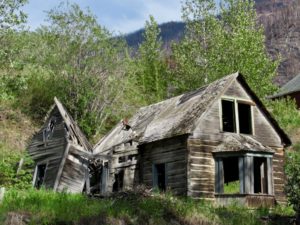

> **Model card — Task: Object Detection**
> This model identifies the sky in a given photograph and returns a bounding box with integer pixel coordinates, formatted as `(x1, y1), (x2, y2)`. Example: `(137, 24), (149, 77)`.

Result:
(23, 0), (183, 34)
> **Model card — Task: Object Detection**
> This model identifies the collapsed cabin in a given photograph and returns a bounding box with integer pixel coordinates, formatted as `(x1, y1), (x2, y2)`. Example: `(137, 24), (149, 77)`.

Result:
(93, 72), (291, 207)
(28, 97), (93, 193)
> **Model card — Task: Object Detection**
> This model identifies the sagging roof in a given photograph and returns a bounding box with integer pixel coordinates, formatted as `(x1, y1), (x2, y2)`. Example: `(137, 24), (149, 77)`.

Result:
(269, 73), (300, 99)
(54, 97), (92, 152)
(93, 72), (291, 154)
(94, 73), (237, 153)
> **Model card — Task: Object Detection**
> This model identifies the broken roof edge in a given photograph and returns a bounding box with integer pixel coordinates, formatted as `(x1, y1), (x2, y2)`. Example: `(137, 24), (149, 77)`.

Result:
(236, 74), (292, 147)
(54, 97), (93, 152)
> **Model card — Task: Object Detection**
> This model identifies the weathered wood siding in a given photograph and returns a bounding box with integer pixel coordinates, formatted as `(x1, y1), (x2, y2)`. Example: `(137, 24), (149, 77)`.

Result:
(190, 79), (286, 202)
(187, 138), (216, 199)
(272, 149), (286, 203)
(140, 136), (188, 195)
(28, 107), (67, 189)
(56, 151), (86, 193)
(194, 79), (282, 148)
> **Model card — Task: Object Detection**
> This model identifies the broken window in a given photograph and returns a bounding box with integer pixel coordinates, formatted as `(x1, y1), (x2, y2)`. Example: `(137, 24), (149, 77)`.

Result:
(215, 155), (272, 195)
(254, 157), (268, 194)
(34, 164), (47, 189)
(113, 170), (124, 192)
(43, 117), (56, 143)
(222, 100), (236, 132)
(223, 157), (240, 194)
(153, 163), (166, 191)
(238, 103), (252, 134)
(221, 99), (253, 135)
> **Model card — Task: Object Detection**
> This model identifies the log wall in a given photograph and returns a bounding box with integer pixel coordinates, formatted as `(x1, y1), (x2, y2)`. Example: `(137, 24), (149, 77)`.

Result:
(187, 138), (216, 199)
(272, 149), (286, 203)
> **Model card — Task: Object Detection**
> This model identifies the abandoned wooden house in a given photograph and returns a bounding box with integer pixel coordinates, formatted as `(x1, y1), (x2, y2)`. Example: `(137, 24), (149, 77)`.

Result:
(93, 72), (291, 207)
(28, 97), (93, 193)
(269, 73), (300, 108)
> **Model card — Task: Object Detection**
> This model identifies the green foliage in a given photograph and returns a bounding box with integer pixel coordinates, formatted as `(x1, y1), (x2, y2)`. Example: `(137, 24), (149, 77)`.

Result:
(0, 0), (28, 100)
(285, 144), (300, 212)
(171, 0), (278, 97)
(0, 3), (129, 138)
(0, 0), (27, 30)
(130, 15), (169, 105)
(224, 180), (240, 194)
(0, 143), (33, 189)
(265, 97), (300, 133)
(0, 189), (294, 224)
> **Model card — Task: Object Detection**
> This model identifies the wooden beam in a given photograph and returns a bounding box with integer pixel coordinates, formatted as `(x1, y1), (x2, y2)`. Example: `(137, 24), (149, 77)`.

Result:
(239, 157), (244, 194)
(53, 143), (70, 191)
(267, 158), (274, 195)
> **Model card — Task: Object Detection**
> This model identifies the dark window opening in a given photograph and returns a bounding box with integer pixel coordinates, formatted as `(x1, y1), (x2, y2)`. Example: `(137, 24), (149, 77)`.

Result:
(113, 170), (124, 192)
(222, 100), (236, 132)
(118, 156), (127, 163)
(153, 163), (166, 191)
(43, 118), (56, 143)
(254, 157), (268, 194)
(238, 103), (252, 134)
(89, 166), (101, 194)
(223, 157), (240, 194)
(34, 164), (46, 189)
(128, 155), (135, 161)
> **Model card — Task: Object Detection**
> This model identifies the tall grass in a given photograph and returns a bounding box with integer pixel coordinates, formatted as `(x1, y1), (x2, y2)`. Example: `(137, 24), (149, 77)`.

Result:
(0, 188), (295, 225)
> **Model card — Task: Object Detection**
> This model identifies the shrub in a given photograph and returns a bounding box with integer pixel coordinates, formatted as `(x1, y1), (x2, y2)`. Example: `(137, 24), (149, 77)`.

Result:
(0, 143), (33, 189)
(265, 97), (300, 133)
(285, 143), (300, 212)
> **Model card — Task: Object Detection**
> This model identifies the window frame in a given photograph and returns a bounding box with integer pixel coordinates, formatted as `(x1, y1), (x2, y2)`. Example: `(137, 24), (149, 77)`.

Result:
(32, 162), (48, 189)
(219, 97), (255, 135)
(214, 153), (273, 195)
(152, 163), (167, 191)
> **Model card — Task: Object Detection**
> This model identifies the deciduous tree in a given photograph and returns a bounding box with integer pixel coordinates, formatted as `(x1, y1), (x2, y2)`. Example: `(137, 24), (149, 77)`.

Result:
(171, 0), (278, 97)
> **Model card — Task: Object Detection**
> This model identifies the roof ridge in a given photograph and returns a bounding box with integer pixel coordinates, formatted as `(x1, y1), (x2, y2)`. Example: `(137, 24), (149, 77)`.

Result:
(54, 97), (93, 152)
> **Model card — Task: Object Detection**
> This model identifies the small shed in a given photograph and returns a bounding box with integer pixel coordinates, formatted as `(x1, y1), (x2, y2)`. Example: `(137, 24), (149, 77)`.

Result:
(93, 72), (291, 207)
(269, 73), (300, 108)
(28, 97), (92, 193)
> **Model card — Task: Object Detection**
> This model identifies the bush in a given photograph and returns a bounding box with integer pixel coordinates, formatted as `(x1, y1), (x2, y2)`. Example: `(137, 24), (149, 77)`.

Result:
(285, 143), (300, 212)
(0, 143), (33, 189)
(265, 97), (300, 133)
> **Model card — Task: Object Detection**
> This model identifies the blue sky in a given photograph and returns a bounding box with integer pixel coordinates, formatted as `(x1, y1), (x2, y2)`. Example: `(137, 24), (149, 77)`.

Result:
(23, 0), (183, 34)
